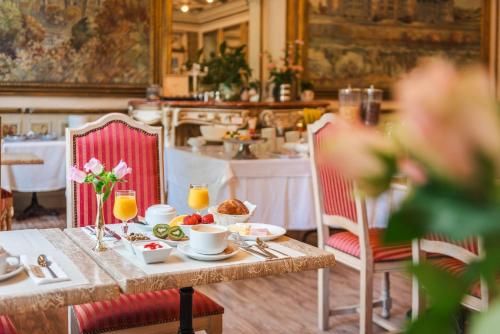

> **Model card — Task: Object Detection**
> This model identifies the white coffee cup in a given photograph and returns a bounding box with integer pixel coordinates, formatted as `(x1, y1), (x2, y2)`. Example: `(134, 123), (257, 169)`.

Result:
(0, 247), (20, 275)
(189, 224), (229, 255)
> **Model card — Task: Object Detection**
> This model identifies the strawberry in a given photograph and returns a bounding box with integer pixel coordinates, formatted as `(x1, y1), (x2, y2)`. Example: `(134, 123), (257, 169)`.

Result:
(183, 215), (197, 225)
(202, 214), (214, 224)
(192, 213), (202, 224)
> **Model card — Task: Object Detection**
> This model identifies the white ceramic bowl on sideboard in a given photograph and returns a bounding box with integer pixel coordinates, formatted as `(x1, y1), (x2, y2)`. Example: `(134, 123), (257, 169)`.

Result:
(200, 125), (238, 142)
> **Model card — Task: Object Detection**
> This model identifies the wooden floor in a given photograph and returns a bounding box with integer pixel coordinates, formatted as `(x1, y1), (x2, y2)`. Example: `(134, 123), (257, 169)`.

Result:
(11, 213), (412, 334)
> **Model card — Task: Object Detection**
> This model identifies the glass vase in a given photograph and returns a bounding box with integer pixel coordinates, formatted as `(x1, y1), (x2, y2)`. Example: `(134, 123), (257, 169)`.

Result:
(93, 193), (107, 252)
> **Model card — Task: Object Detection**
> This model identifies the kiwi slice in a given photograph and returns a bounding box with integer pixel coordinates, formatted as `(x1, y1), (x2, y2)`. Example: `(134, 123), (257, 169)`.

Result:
(168, 226), (186, 241)
(153, 224), (170, 239)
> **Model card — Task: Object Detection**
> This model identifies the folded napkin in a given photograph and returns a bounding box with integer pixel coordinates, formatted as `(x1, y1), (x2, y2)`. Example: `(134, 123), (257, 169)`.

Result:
(20, 255), (70, 285)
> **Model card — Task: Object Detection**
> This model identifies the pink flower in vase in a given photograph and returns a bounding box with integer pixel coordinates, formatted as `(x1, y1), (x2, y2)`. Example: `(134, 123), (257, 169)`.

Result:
(69, 166), (87, 184)
(113, 160), (132, 179)
(84, 158), (104, 175)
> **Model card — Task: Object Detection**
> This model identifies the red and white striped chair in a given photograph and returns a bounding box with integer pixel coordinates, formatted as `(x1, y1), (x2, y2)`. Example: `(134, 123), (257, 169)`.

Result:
(309, 113), (412, 334)
(66, 113), (224, 334)
(0, 316), (17, 334)
(412, 235), (488, 318)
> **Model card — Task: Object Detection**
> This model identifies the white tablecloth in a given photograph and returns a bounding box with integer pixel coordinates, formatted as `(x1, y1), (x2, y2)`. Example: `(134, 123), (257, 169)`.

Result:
(1, 140), (66, 192)
(0, 229), (88, 296)
(166, 147), (317, 230)
(166, 146), (405, 230)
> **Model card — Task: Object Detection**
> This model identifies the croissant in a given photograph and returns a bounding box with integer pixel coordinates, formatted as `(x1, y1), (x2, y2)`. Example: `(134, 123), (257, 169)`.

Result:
(217, 199), (249, 215)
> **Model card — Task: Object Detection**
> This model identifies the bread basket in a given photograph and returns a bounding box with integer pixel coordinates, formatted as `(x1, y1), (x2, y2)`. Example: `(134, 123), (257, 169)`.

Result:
(208, 201), (256, 226)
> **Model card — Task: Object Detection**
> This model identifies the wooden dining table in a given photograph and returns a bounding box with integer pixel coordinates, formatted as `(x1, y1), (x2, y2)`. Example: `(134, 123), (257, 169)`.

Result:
(0, 229), (119, 333)
(65, 223), (336, 334)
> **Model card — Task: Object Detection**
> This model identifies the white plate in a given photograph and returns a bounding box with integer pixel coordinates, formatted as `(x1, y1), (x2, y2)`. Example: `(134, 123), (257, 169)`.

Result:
(0, 265), (24, 282)
(162, 238), (189, 248)
(177, 242), (239, 261)
(228, 223), (286, 241)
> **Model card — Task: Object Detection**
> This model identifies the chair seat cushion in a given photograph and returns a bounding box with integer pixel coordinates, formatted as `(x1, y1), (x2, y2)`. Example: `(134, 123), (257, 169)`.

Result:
(74, 289), (224, 334)
(326, 229), (412, 262)
(434, 257), (481, 298)
(0, 316), (17, 334)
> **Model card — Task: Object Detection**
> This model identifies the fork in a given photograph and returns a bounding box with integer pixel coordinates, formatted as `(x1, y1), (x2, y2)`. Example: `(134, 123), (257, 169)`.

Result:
(256, 238), (290, 257)
(231, 233), (277, 259)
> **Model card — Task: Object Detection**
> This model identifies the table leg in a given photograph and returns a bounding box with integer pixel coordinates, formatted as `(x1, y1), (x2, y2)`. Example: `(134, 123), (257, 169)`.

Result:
(178, 287), (194, 334)
(15, 192), (59, 220)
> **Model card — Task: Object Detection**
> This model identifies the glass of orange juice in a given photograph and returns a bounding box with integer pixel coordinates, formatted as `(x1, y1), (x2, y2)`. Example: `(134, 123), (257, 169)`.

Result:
(187, 184), (209, 213)
(113, 190), (138, 235)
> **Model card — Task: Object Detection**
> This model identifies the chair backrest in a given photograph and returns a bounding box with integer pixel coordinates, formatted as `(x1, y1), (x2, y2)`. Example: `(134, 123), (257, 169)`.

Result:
(66, 113), (164, 228)
(308, 113), (370, 252)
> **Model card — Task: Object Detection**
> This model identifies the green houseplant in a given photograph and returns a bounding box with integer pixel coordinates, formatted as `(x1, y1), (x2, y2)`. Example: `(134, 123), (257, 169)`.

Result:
(201, 41), (252, 100)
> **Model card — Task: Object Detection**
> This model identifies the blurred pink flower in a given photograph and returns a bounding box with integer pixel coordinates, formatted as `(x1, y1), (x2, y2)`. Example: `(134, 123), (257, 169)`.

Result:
(84, 158), (104, 175)
(395, 58), (500, 182)
(295, 39), (304, 45)
(324, 119), (398, 194)
(399, 159), (427, 185)
(268, 63), (277, 70)
(69, 166), (87, 184)
(113, 160), (132, 179)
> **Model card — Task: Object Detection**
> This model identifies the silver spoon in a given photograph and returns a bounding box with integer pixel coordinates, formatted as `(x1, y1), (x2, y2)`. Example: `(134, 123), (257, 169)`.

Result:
(256, 238), (289, 257)
(37, 254), (57, 278)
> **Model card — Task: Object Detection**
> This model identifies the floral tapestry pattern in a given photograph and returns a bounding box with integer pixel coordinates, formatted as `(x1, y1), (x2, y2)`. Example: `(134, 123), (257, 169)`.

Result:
(0, 0), (150, 86)
(307, 0), (482, 93)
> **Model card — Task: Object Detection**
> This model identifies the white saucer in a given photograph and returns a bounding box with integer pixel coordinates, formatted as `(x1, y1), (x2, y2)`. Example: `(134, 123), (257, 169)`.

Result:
(177, 242), (239, 261)
(228, 223), (286, 241)
(0, 265), (24, 282)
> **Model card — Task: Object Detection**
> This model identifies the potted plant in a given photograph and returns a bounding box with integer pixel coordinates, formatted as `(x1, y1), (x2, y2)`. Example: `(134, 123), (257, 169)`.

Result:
(266, 40), (304, 102)
(300, 81), (315, 101)
(326, 59), (500, 333)
(201, 42), (252, 101)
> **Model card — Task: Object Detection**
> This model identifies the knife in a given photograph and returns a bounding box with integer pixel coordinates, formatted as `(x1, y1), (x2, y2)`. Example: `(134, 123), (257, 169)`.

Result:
(104, 226), (122, 240)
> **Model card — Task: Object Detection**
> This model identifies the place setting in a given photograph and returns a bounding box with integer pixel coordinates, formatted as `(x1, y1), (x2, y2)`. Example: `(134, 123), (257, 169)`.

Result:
(87, 181), (297, 267)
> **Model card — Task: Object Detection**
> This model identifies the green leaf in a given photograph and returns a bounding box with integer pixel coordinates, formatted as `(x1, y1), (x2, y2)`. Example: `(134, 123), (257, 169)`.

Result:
(93, 179), (105, 193)
(470, 300), (500, 334)
(219, 41), (227, 55)
(410, 262), (467, 313)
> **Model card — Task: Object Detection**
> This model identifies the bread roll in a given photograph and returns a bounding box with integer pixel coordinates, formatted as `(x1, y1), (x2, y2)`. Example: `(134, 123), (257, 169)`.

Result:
(217, 199), (249, 215)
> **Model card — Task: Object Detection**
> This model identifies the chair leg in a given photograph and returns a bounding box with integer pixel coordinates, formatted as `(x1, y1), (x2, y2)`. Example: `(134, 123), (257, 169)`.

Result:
(318, 268), (330, 331)
(68, 307), (80, 334)
(411, 239), (426, 320)
(360, 266), (374, 334)
(381, 272), (392, 319)
(206, 314), (223, 334)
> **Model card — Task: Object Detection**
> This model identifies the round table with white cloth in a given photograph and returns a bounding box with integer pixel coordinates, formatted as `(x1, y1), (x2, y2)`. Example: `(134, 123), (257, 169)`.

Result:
(165, 146), (405, 230)
(1, 140), (66, 192)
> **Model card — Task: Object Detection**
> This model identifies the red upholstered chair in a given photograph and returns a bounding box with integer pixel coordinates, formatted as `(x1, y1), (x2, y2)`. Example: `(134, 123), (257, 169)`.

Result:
(66, 113), (223, 334)
(412, 235), (488, 318)
(308, 114), (412, 334)
(0, 316), (17, 334)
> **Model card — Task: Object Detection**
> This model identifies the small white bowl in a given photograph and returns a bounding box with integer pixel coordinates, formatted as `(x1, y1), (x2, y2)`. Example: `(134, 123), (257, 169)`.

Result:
(200, 125), (238, 142)
(133, 240), (172, 264)
(145, 204), (177, 227)
(208, 201), (256, 226)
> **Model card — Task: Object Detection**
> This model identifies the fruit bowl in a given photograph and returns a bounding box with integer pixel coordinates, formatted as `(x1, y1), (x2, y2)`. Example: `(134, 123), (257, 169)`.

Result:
(200, 125), (238, 142)
(208, 201), (256, 226)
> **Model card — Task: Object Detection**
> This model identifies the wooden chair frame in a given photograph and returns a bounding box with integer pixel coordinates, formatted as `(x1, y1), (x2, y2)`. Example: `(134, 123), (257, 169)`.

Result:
(65, 113), (222, 334)
(412, 237), (489, 319)
(309, 113), (406, 334)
